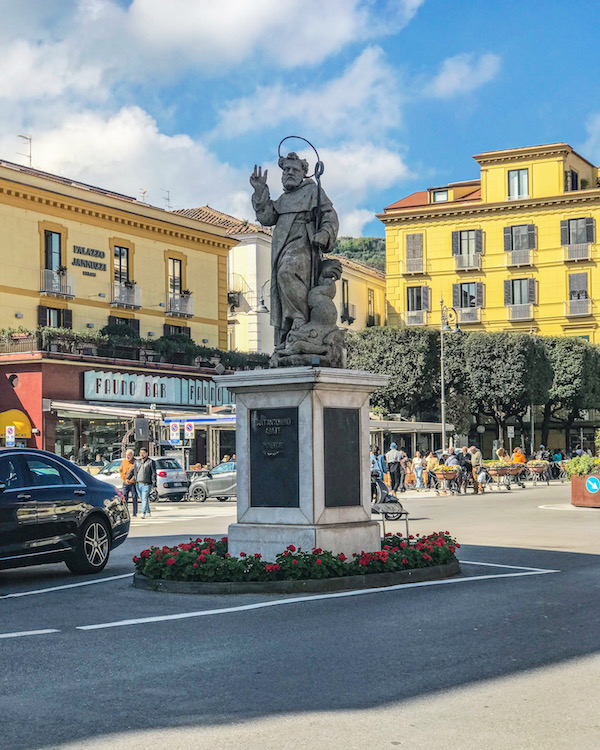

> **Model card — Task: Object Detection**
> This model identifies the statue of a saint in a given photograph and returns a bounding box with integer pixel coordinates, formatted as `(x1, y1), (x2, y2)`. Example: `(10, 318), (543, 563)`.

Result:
(250, 152), (339, 354)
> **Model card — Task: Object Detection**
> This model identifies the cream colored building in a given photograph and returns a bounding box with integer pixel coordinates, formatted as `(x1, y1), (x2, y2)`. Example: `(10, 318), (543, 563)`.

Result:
(176, 206), (387, 354)
(0, 159), (235, 347)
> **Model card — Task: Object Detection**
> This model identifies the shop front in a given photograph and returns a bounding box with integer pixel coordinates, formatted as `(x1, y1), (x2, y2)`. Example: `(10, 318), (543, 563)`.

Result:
(0, 352), (233, 466)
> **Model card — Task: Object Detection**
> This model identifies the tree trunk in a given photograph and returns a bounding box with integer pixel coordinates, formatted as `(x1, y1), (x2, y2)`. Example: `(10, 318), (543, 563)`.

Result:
(541, 402), (552, 448)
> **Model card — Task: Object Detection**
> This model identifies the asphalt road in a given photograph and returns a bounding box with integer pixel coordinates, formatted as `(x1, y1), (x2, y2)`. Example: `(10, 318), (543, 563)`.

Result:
(1, 487), (599, 750)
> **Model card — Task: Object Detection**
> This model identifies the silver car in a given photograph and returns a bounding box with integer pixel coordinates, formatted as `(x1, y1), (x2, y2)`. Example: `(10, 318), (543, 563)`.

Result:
(97, 457), (189, 501)
(189, 461), (236, 502)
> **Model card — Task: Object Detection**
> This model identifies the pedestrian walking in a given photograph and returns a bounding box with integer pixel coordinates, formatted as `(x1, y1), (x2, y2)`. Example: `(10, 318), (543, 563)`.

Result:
(398, 449), (409, 492)
(425, 451), (439, 489)
(120, 448), (138, 517)
(457, 446), (472, 494)
(127, 448), (157, 519)
(411, 451), (425, 490)
(385, 442), (403, 492)
(469, 445), (483, 494)
(372, 447), (387, 482)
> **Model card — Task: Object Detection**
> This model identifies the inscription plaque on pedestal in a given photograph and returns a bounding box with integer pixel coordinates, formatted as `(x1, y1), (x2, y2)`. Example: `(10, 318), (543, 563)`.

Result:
(250, 407), (299, 508)
(324, 407), (360, 507)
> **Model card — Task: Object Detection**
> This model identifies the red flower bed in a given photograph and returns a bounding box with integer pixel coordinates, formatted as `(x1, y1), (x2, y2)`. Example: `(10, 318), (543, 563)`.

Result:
(133, 532), (459, 583)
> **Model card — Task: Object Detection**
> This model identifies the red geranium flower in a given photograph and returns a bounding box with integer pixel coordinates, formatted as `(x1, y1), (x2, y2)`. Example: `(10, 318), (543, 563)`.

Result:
(338, 553), (347, 562)
(222, 536), (228, 543)
(240, 552), (246, 557)
(193, 563), (198, 568)
(132, 556), (140, 563)
(292, 560), (298, 565)
(166, 557), (176, 566)
(401, 558), (408, 564)
(254, 553), (261, 559)
(287, 544), (296, 552)
(316, 559), (322, 565)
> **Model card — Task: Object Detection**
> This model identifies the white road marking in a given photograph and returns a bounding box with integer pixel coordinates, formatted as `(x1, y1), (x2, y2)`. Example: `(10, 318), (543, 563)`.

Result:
(0, 628), (60, 639)
(460, 560), (558, 572)
(77, 566), (560, 632)
(538, 503), (598, 511)
(0, 573), (133, 600)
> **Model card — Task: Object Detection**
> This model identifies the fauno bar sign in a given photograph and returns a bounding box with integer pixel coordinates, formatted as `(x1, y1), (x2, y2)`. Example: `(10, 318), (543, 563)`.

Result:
(83, 371), (234, 407)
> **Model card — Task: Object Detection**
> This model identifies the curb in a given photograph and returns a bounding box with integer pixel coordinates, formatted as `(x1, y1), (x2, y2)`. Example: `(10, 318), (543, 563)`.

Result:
(132, 559), (461, 595)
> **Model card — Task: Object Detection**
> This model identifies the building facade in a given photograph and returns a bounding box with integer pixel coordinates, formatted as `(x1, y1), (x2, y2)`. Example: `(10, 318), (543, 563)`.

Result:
(380, 143), (600, 341)
(0, 159), (235, 348)
(176, 206), (387, 355)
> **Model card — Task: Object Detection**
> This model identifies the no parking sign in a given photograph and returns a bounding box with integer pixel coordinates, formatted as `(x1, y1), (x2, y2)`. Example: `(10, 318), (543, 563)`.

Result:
(185, 422), (194, 440)
(169, 422), (180, 445)
(5, 425), (15, 447)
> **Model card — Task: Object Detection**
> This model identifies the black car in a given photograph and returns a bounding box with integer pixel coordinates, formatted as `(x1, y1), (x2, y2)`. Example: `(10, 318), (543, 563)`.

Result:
(0, 448), (130, 575)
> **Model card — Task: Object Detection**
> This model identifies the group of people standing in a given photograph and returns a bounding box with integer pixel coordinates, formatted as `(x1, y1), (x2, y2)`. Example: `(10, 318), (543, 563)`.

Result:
(370, 444), (485, 496)
(118, 449), (157, 519)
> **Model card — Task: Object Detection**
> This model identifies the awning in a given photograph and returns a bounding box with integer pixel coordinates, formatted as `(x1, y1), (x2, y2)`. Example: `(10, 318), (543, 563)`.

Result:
(0, 409), (32, 438)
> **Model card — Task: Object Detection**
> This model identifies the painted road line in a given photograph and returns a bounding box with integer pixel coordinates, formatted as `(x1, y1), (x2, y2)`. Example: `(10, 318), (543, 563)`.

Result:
(77, 568), (560, 632)
(0, 573), (133, 600)
(0, 629), (60, 639)
(538, 503), (598, 511)
(460, 560), (559, 572)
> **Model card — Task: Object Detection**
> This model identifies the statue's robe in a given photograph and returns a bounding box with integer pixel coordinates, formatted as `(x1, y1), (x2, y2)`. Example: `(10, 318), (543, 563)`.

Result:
(252, 178), (339, 346)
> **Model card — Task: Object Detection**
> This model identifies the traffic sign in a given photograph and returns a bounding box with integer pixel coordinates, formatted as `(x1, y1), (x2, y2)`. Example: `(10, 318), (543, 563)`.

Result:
(169, 422), (180, 445)
(507, 426), (515, 438)
(585, 476), (600, 494)
(5, 425), (15, 447)
(185, 421), (194, 438)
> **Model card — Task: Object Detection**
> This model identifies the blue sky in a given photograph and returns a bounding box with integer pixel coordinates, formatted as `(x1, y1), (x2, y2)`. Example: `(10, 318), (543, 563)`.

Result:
(2, 0), (600, 237)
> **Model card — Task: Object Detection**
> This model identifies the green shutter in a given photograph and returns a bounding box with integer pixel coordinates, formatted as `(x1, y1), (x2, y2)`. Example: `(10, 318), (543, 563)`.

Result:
(503, 227), (512, 252)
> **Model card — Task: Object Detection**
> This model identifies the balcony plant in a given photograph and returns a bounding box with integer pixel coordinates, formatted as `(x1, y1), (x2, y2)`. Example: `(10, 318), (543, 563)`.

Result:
(181, 289), (192, 297)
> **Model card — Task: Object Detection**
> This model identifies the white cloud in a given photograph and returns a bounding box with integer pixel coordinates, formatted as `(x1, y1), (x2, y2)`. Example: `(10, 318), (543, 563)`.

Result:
(426, 53), (501, 99)
(0, 40), (105, 101)
(216, 46), (402, 140)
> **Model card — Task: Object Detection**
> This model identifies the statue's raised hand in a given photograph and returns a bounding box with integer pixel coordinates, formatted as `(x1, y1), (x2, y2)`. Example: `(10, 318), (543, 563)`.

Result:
(250, 165), (268, 192)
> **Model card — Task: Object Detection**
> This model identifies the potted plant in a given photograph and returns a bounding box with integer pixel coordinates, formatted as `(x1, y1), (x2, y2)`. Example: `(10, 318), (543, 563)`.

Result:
(57, 265), (68, 276)
(181, 289), (192, 297)
(565, 455), (600, 508)
(435, 465), (458, 481)
(484, 460), (509, 477)
(123, 279), (136, 289)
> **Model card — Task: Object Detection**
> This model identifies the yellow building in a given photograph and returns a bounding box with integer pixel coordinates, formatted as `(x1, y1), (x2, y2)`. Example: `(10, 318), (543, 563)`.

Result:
(176, 205), (387, 354)
(0, 159), (235, 347)
(380, 142), (600, 341)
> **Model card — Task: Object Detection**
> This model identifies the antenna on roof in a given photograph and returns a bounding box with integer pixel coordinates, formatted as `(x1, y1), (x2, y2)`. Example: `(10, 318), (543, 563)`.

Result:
(161, 188), (172, 210)
(139, 189), (148, 203)
(17, 134), (32, 167)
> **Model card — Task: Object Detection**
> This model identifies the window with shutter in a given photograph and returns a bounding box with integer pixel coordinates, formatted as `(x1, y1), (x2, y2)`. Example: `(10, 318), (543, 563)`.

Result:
(568, 273), (588, 300)
(406, 287), (423, 312)
(475, 282), (484, 308)
(527, 278), (536, 304)
(585, 217), (595, 243)
(560, 220), (569, 246)
(503, 280), (513, 306)
(38, 305), (48, 327)
(503, 227), (512, 252)
(474, 229), (483, 254)
(451, 232), (459, 256)
(452, 284), (460, 308)
(406, 233), (423, 259)
(421, 286), (430, 312)
(527, 224), (536, 250)
(62, 309), (73, 329)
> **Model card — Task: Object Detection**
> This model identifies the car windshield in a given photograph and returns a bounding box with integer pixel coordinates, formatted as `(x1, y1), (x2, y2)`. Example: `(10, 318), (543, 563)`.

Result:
(99, 459), (121, 474)
(154, 459), (182, 470)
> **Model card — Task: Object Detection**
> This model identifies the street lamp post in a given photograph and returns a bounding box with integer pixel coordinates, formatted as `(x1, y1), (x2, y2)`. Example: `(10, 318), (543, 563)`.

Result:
(440, 298), (460, 453)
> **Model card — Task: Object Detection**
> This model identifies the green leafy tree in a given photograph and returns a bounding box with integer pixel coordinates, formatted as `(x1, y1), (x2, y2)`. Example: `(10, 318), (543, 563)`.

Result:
(331, 236), (385, 272)
(539, 337), (600, 447)
(346, 326), (440, 418)
(461, 332), (552, 444)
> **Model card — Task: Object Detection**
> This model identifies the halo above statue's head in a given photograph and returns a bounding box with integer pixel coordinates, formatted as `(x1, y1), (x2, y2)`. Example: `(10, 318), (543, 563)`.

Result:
(277, 136), (324, 180)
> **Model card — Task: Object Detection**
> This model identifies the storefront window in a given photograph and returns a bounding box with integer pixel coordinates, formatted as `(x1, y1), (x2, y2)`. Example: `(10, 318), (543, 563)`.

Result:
(55, 416), (132, 464)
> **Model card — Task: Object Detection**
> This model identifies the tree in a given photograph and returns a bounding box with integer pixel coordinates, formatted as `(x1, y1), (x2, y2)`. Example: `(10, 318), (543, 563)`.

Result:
(539, 337), (600, 447)
(461, 332), (552, 444)
(346, 326), (439, 418)
(331, 236), (385, 272)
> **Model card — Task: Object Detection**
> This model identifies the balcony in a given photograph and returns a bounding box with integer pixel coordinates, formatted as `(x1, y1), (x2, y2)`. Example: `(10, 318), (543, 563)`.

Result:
(404, 258), (424, 274)
(403, 310), (427, 326)
(366, 313), (381, 327)
(506, 249), (532, 267)
(507, 303), (533, 321)
(563, 243), (591, 262)
(457, 307), (481, 324)
(454, 253), (481, 271)
(341, 304), (356, 324)
(111, 281), (142, 310)
(167, 292), (194, 318)
(39, 269), (75, 299)
(565, 299), (592, 317)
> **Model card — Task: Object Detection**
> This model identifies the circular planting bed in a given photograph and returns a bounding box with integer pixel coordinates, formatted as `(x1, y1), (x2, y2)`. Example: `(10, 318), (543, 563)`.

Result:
(132, 532), (461, 595)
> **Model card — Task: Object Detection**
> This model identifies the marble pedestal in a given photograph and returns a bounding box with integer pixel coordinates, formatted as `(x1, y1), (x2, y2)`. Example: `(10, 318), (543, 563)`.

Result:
(214, 367), (389, 561)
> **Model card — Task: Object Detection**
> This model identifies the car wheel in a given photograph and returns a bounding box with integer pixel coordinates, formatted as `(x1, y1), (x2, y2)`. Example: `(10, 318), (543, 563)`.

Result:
(65, 516), (110, 575)
(192, 486), (207, 502)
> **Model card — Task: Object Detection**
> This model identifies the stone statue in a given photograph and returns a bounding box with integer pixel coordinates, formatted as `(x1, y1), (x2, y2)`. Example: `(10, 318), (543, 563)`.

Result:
(250, 150), (343, 368)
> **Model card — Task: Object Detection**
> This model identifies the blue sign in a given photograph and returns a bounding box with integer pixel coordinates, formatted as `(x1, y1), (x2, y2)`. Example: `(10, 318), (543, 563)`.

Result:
(585, 476), (600, 494)
(5, 425), (14, 448)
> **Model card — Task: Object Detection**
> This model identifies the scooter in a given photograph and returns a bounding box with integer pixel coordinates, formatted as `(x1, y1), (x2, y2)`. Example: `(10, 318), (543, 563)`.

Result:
(371, 471), (404, 521)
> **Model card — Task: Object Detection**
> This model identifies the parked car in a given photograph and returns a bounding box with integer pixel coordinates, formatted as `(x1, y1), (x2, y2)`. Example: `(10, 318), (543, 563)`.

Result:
(189, 460), (236, 501)
(0, 448), (130, 574)
(97, 456), (189, 501)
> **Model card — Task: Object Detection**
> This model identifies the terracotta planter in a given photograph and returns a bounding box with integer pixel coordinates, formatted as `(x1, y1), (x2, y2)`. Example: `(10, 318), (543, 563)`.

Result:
(528, 465), (547, 474)
(488, 467), (508, 477)
(571, 474), (600, 508)
(435, 471), (457, 480)
(508, 467), (524, 475)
